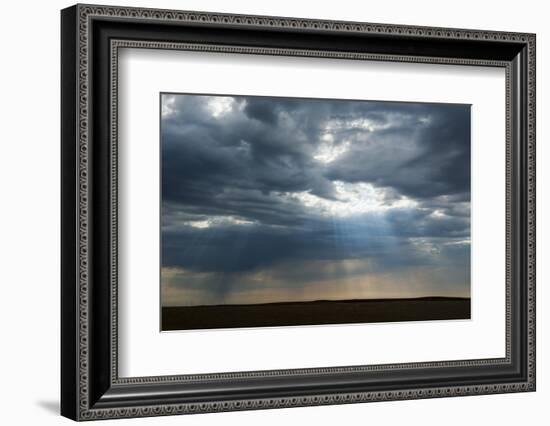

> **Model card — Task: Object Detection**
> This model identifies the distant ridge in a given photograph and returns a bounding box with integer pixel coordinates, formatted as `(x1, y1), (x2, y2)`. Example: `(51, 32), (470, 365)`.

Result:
(162, 297), (471, 331)
(171, 296), (470, 309)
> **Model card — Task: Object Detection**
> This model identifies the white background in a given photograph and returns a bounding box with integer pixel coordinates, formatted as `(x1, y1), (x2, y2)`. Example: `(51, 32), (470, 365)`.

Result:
(0, 0), (547, 425)
(119, 49), (505, 377)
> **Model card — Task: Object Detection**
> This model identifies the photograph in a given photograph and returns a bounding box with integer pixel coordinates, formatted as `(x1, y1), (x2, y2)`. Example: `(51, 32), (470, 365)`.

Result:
(58, 3), (535, 420)
(160, 93), (472, 330)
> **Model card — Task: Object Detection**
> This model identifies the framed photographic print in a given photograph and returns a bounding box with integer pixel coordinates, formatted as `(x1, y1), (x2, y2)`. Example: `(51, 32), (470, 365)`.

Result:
(61, 4), (536, 421)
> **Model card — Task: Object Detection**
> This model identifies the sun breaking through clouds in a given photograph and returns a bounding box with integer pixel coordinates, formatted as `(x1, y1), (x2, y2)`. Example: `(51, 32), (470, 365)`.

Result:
(160, 93), (471, 307)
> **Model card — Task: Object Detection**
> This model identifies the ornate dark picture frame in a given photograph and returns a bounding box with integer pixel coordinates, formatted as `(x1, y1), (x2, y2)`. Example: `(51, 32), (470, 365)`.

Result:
(61, 4), (536, 421)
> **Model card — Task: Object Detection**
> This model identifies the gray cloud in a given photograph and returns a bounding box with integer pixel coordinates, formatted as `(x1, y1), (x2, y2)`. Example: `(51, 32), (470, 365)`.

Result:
(160, 93), (471, 305)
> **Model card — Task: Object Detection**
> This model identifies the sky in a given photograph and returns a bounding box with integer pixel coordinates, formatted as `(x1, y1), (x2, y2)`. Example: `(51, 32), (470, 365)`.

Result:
(160, 93), (471, 307)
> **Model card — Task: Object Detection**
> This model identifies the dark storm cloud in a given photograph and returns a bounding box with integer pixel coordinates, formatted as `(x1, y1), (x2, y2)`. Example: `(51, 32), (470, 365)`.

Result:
(162, 96), (469, 209)
(162, 95), (335, 206)
(160, 93), (471, 304)
(325, 104), (470, 199)
(161, 207), (470, 274)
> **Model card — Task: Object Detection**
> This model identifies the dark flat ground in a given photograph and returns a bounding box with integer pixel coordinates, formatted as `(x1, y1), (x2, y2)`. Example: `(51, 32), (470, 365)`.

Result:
(162, 297), (470, 331)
